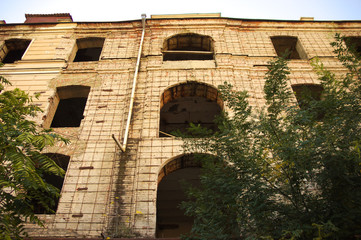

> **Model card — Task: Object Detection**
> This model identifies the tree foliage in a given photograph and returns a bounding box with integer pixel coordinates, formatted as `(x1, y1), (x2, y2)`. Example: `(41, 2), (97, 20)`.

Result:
(0, 74), (68, 240)
(181, 34), (361, 240)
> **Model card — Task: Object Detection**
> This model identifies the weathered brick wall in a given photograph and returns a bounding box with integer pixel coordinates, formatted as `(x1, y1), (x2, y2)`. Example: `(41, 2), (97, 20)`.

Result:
(0, 17), (360, 238)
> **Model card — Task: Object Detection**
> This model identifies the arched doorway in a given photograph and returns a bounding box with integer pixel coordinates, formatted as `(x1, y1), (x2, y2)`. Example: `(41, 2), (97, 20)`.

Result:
(159, 82), (223, 137)
(156, 154), (203, 238)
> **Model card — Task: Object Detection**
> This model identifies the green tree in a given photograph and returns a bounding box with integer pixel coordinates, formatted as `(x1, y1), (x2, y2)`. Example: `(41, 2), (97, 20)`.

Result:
(181, 34), (361, 240)
(0, 74), (68, 240)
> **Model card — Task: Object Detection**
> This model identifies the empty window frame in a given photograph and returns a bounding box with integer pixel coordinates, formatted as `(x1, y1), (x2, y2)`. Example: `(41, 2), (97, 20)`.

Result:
(344, 37), (361, 56)
(72, 37), (105, 62)
(32, 153), (70, 214)
(50, 85), (90, 128)
(0, 39), (31, 63)
(163, 33), (214, 61)
(271, 36), (307, 59)
(292, 84), (323, 108)
(160, 82), (222, 137)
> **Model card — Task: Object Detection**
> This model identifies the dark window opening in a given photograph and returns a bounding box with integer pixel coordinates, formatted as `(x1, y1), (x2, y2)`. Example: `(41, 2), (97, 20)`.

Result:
(50, 85), (90, 128)
(73, 37), (104, 62)
(160, 82), (222, 137)
(292, 84), (324, 120)
(51, 98), (87, 127)
(157, 154), (203, 238)
(32, 153), (70, 214)
(271, 36), (307, 60)
(344, 37), (361, 57)
(74, 47), (102, 62)
(292, 84), (323, 107)
(163, 51), (213, 61)
(1, 39), (31, 63)
(163, 34), (214, 61)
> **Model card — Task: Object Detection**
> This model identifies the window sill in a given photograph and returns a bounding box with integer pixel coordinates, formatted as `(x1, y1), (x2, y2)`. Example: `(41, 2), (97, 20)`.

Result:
(162, 60), (215, 69)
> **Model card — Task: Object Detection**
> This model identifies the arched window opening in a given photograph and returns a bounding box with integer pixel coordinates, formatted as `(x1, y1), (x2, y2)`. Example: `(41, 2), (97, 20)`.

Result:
(157, 154), (205, 238)
(73, 37), (105, 62)
(159, 82), (223, 137)
(49, 85), (90, 128)
(271, 36), (307, 60)
(163, 33), (214, 61)
(32, 153), (70, 214)
(0, 39), (31, 63)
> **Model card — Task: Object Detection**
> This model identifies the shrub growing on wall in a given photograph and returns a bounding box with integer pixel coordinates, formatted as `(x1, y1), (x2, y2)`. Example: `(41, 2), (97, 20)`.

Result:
(181, 34), (361, 240)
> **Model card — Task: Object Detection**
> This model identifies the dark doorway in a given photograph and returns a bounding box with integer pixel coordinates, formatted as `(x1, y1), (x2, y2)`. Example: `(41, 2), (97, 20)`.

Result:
(156, 155), (202, 238)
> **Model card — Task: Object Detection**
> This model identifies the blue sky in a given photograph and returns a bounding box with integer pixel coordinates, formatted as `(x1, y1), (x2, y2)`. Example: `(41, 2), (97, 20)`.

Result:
(1, 0), (360, 23)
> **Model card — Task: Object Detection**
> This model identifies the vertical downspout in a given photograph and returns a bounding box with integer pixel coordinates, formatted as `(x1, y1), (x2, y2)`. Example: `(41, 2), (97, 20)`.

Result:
(112, 14), (146, 152)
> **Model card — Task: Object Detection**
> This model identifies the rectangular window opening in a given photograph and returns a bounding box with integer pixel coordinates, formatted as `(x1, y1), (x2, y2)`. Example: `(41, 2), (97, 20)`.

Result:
(72, 38), (105, 62)
(271, 36), (307, 60)
(48, 85), (90, 128)
(51, 97), (88, 127)
(345, 37), (361, 56)
(1, 39), (31, 64)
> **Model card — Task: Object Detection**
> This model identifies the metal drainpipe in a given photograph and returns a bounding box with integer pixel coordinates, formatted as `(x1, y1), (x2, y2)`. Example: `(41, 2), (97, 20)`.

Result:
(112, 14), (146, 152)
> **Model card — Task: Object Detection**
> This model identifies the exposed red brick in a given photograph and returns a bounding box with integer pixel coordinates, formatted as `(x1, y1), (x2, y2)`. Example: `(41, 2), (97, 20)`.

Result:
(24, 13), (73, 23)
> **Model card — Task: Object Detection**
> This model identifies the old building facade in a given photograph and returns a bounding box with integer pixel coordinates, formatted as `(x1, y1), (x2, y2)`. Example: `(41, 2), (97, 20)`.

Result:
(0, 13), (360, 239)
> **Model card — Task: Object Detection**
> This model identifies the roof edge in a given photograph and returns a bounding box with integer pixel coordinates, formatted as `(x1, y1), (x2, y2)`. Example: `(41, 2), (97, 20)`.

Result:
(1, 16), (361, 26)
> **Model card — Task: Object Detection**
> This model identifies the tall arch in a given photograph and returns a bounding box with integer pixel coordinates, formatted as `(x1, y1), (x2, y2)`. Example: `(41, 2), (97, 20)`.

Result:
(162, 33), (214, 61)
(159, 81), (223, 137)
(156, 154), (210, 238)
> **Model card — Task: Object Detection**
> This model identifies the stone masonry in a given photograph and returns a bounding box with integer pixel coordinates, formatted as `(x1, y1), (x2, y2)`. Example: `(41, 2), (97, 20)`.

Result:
(0, 14), (360, 239)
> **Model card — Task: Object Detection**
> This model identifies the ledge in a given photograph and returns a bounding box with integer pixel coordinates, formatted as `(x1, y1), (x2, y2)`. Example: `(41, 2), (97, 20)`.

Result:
(161, 60), (215, 69)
